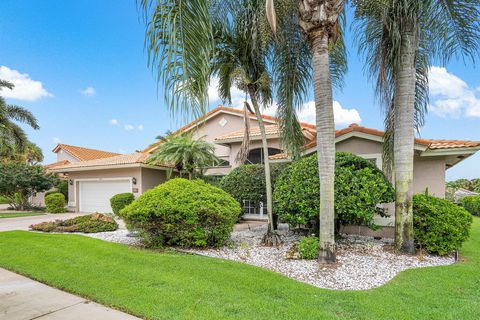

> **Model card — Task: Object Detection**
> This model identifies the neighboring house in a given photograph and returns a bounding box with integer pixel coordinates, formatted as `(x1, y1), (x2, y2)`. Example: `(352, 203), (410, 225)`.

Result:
(453, 188), (479, 203)
(48, 106), (480, 225)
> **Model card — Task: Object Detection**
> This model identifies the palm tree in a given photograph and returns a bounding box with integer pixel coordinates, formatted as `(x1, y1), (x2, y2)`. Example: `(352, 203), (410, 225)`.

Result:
(148, 132), (220, 180)
(354, 0), (480, 252)
(140, 0), (346, 261)
(0, 141), (44, 164)
(266, 0), (347, 263)
(0, 80), (40, 157)
(212, 0), (282, 245)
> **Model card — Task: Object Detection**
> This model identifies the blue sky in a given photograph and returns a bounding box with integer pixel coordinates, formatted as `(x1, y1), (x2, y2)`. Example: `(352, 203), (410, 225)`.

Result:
(0, 1), (479, 180)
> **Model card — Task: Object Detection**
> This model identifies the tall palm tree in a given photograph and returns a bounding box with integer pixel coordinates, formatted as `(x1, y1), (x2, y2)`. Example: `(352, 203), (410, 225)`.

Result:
(0, 141), (44, 164)
(140, 0), (345, 258)
(0, 80), (40, 156)
(267, 0), (347, 263)
(354, 0), (480, 252)
(212, 0), (281, 245)
(148, 132), (220, 180)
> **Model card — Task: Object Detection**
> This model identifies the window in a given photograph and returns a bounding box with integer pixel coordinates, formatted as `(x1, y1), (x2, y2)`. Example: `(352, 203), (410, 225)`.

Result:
(245, 148), (282, 164)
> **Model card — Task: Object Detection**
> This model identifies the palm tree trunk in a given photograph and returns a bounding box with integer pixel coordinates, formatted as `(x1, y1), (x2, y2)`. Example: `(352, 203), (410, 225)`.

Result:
(248, 87), (275, 234)
(393, 24), (417, 254)
(311, 30), (336, 263)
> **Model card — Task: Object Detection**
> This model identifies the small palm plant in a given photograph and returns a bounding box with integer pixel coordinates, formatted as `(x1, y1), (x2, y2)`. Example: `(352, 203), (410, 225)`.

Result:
(147, 132), (220, 180)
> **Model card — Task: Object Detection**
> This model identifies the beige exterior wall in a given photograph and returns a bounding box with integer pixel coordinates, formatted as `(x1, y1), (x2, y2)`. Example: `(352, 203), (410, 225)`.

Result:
(336, 137), (382, 155)
(141, 168), (168, 191)
(56, 149), (80, 163)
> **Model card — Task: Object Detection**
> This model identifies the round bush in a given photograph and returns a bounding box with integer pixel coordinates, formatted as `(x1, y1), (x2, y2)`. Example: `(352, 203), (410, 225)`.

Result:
(110, 192), (135, 215)
(273, 152), (395, 230)
(413, 194), (472, 255)
(219, 163), (287, 214)
(45, 193), (66, 213)
(44, 190), (61, 198)
(119, 178), (241, 248)
(460, 195), (480, 216)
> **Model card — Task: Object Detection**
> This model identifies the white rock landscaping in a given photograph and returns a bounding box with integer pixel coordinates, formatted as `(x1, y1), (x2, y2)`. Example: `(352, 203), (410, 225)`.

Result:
(83, 224), (454, 290)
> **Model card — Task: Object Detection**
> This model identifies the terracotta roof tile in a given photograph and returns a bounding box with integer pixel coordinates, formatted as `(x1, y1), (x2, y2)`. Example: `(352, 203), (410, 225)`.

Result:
(142, 105), (316, 152)
(215, 125), (316, 142)
(53, 144), (120, 161)
(43, 160), (70, 169)
(49, 152), (168, 171)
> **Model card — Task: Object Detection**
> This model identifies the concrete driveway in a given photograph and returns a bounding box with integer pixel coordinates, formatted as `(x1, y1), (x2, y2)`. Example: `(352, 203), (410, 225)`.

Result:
(0, 213), (90, 232)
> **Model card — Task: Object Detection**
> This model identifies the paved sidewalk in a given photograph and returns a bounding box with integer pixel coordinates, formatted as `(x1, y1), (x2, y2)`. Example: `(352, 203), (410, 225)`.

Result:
(0, 268), (141, 320)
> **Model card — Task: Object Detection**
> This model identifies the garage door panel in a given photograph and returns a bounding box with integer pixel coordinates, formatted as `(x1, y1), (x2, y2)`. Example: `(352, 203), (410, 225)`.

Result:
(79, 180), (131, 213)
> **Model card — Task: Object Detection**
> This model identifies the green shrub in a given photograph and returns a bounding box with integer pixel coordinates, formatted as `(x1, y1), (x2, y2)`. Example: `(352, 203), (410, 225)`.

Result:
(45, 193), (66, 213)
(119, 178), (241, 248)
(30, 213), (118, 233)
(274, 152), (395, 231)
(298, 236), (319, 259)
(110, 193), (135, 215)
(44, 190), (60, 198)
(219, 163), (287, 216)
(460, 195), (480, 216)
(56, 180), (68, 200)
(413, 194), (472, 255)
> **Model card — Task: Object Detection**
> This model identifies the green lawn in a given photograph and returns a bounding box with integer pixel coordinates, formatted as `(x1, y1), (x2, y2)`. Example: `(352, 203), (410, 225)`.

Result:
(0, 212), (44, 218)
(0, 219), (479, 320)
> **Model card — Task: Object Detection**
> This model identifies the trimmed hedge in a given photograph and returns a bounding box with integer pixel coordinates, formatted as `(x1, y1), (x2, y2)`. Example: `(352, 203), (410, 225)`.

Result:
(44, 190), (61, 198)
(413, 194), (472, 255)
(110, 193), (135, 215)
(30, 213), (118, 233)
(274, 152), (395, 230)
(219, 163), (287, 214)
(460, 195), (480, 216)
(45, 193), (66, 213)
(119, 178), (241, 248)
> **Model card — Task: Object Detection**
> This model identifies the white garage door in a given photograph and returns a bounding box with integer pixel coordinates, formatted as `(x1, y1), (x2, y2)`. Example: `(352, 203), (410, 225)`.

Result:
(79, 179), (131, 213)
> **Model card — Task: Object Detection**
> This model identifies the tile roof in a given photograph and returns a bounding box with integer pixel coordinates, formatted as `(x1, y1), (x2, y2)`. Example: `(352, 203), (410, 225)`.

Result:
(53, 144), (120, 161)
(142, 105), (317, 152)
(215, 124), (316, 142)
(43, 160), (70, 169)
(50, 153), (156, 170)
(269, 123), (480, 160)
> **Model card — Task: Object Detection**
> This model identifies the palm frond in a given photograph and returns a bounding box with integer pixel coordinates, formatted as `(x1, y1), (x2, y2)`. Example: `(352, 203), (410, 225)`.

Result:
(140, 0), (215, 120)
(4, 105), (39, 130)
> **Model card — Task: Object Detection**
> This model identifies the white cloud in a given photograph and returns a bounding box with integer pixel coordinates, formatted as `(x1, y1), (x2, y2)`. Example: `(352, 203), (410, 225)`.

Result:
(53, 137), (61, 144)
(109, 119), (118, 125)
(80, 86), (96, 97)
(137, 124), (144, 131)
(124, 124), (135, 131)
(208, 76), (245, 108)
(0, 66), (52, 101)
(428, 66), (480, 118)
(295, 101), (361, 126)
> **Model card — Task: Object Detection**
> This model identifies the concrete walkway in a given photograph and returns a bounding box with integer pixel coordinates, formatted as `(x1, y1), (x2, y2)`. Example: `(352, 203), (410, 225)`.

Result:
(0, 213), (90, 232)
(0, 268), (141, 320)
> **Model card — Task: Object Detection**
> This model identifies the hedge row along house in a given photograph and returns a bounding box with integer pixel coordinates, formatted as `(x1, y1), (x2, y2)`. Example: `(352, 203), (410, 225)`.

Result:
(45, 106), (480, 236)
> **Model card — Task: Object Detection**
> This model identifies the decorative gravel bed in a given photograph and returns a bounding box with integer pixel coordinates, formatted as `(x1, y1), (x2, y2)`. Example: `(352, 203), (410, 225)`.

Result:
(81, 224), (454, 290)
(185, 224), (455, 290)
(83, 229), (142, 246)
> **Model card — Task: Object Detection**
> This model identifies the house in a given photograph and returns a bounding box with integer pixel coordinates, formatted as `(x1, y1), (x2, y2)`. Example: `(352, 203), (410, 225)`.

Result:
(48, 106), (480, 225)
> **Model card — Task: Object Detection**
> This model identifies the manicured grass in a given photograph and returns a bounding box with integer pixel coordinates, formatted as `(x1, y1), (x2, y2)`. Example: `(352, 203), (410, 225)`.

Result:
(0, 195), (8, 204)
(0, 219), (479, 320)
(0, 212), (44, 218)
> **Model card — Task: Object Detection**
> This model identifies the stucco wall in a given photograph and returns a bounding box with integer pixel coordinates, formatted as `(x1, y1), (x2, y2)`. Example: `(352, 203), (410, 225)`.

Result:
(413, 156), (446, 197)
(141, 168), (167, 192)
(336, 137), (382, 155)
(56, 149), (79, 163)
